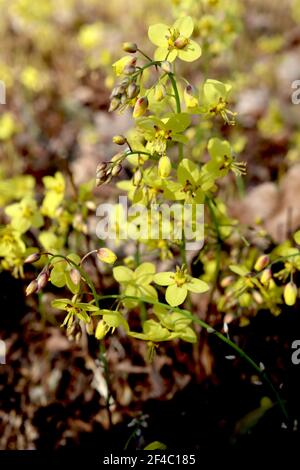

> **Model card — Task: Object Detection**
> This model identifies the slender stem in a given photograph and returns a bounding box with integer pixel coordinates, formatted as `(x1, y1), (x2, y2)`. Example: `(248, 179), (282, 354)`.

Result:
(167, 72), (183, 161)
(206, 199), (222, 308)
(132, 60), (161, 78)
(137, 48), (153, 62)
(168, 73), (181, 113)
(97, 293), (289, 421)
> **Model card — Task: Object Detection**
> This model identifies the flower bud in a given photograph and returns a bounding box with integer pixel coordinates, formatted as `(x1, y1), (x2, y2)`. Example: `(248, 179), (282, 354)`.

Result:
(123, 64), (136, 75)
(120, 94), (127, 105)
(184, 85), (198, 108)
(239, 292), (251, 308)
(158, 155), (171, 178)
(70, 268), (81, 286)
(86, 321), (94, 335)
(252, 290), (263, 304)
(26, 279), (39, 296)
(110, 84), (126, 98)
(108, 97), (121, 112)
(95, 320), (107, 340)
(261, 268), (272, 285)
(24, 252), (41, 264)
(174, 36), (189, 49)
(37, 272), (49, 290)
(111, 152), (124, 163)
(96, 169), (107, 180)
(86, 200), (96, 211)
(254, 255), (270, 272)
(111, 163), (122, 176)
(133, 96), (148, 118)
(97, 247), (117, 264)
(284, 281), (297, 306)
(133, 169), (142, 186)
(122, 42), (138, 53)
(112, 135), (126, 145)
(96, 162), (107, 173)
(161, 61), (172, 73)
(127, 82), (140, 100)
(75, 331), (82, 343)
(154, 83), (166, 102)
(66, 324), (76, 337)
(224, 313), (235, 325)
(220, 275), (234, 288)
(127, 82), (140, 99)
(96, 176), (105, 187)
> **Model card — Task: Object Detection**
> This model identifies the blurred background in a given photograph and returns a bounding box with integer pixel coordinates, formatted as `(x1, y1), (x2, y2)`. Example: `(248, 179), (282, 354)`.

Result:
(1, 0), (300, 451)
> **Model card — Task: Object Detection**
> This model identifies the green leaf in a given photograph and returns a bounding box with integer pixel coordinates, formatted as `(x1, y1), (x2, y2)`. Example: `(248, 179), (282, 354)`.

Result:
(144, 441), (167, 451)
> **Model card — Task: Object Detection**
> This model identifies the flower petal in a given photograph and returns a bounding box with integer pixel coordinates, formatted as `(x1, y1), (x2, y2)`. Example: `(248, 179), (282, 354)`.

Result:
(177, 41), (201, 62)
(135, 262), (156, 277)
(154, 272), (174, 286)
(113, 266), (133, 283)
(165, 49), (178, 62)
(166, 284), (187, 306)
(174, 16), (194, 38)
(186, 278), (209, 294)
(154, 46), (169, 61)
(139, 285), (158, 301)
(148, 23), (169, 46)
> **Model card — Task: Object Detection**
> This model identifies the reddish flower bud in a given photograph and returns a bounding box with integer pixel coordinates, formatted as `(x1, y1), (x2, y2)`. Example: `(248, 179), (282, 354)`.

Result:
(24, 252), (41, 264)
(133, 96), (148, 118)
(254, 255), (270, 272)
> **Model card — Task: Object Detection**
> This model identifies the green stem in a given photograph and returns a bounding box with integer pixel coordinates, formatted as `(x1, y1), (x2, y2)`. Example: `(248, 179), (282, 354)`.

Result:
(206, 199), (222, 307)
(97, 293), (289, 422)
(135, 242), (147, 323)
(167, 72), (183, 161)
(133, 60), (161, 78)
(137, 48), (153, 62)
